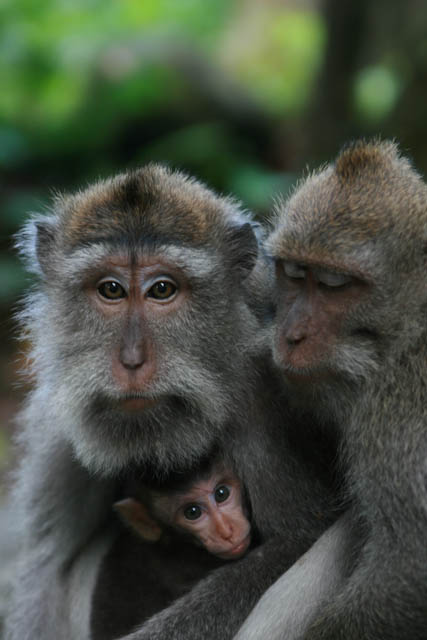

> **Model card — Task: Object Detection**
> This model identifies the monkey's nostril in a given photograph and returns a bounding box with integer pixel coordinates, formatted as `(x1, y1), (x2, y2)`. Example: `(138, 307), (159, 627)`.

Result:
(286, 334), (305, 346)
(123, 361), (142, 370)
(120, 345), (146, 369)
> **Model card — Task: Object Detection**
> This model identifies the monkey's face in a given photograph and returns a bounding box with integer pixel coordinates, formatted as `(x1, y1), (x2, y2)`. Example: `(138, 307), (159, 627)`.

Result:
(85, 251), (206, 409)
(155, 471), (252, 560)
(43, 241), (257, 473)
(23, 166), (260, 474)
(270, 257), (379, 385)
(267, 140), (427, 392)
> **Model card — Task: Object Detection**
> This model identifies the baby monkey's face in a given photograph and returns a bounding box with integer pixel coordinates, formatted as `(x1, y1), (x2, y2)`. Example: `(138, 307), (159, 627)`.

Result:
(162, 471), (251, 560)
(114, 467), (252, 560)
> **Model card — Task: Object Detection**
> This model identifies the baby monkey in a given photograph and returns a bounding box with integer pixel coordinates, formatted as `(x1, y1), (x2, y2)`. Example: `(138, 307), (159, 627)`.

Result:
(114, 458), (252, 561)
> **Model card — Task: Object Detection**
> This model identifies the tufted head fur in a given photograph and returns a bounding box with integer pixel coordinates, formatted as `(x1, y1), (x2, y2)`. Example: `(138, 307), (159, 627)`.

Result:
(269, 140), (427, 280)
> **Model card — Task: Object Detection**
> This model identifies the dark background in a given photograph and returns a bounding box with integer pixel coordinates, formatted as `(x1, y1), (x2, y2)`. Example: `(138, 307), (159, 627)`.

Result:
(1, 0), (427, 483)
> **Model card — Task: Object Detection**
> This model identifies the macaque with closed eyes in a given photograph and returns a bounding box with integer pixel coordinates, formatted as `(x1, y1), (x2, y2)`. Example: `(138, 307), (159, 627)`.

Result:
(235, 140), (427, 640)
(115, 459), (252, 561)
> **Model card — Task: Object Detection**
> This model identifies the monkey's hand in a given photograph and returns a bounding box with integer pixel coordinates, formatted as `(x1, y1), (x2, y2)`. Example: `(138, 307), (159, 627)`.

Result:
(118, 538), (297, 640)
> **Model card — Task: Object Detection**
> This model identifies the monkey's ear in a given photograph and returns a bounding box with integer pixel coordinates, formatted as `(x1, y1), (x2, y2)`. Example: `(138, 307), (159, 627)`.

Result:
(227, 222), (259, 278)
(113, 498), (163, 542)
(16, 216), (59, 279)
(34, 219), (58, 278)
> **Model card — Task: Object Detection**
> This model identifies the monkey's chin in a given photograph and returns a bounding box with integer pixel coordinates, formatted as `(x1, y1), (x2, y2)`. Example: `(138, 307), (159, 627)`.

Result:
(285, 370), (324, 384)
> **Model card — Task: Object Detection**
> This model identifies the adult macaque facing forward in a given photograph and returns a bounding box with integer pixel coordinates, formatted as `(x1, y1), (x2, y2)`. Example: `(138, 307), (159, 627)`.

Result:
(7, 166), (338, 640)
(243, 140), (427, 640)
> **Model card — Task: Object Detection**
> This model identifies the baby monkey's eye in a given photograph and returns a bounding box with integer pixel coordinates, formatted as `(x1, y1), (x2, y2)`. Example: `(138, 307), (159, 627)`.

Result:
(214, 485), (230, 503)
(184, 504), (202, 521)
(98, 281), (126, 300)
(147, 280), (177, 300)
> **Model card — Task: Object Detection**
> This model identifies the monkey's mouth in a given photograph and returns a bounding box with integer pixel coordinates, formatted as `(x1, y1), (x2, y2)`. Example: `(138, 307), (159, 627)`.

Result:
(217, 534), (251, 560)
(276, 341), (334, 382)
(118, 395), (160, 411)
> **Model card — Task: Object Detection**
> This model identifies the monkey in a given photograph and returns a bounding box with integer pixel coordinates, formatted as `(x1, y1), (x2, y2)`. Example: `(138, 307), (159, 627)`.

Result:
(99, 457), (253, 640)
(6, 164), (339, 640)
(94, 457), (253, 636)
(237, 140), (427, 639)
(94, 459), (237, 637)
(115, 456), (253, 560)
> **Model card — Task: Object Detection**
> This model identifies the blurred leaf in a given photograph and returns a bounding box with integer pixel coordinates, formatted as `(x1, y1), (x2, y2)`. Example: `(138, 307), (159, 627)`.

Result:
(229, 165), (296, 212)
(0, 128), (29, 167)
(138, 122), (231, 164)
(0, 257), (28, 301)
(1, 192), (48, 231)
(222, 10), (326, 115)
(354, 65), (403, 122)
(36, 72), (87, 125)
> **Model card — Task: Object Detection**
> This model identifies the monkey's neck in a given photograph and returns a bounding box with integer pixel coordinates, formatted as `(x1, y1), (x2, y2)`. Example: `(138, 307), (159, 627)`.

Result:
(343, 337), (427, 526)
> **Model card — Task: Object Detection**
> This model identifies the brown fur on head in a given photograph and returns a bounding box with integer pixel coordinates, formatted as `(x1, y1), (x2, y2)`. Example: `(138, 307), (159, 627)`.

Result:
(269, 139), (427, 277)
(54, 165), (249, 250)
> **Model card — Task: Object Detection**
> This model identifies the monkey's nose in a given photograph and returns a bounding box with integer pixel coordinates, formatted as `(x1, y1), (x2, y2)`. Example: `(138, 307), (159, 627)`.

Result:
(220, 522), (233, 540)
(217, 518), (233, 540)
(119, 343), (146, 370)
(286, 330), (306, 346)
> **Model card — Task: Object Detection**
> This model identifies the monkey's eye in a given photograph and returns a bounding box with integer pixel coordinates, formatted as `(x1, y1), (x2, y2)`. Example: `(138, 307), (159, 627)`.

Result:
(283, 262), (307, 280)
(147, 280), (177, 301)
(214, 485), (230, 503)
(316, 269), (352, 288)
(98, 281), (126, 300)
(183, 504), (202, 521)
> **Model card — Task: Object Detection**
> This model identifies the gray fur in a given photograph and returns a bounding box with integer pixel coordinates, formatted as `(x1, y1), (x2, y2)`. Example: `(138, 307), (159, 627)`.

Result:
(234, 513), (352, 640)
(266, 140), (427, 639)
(6, 166), (338, 640)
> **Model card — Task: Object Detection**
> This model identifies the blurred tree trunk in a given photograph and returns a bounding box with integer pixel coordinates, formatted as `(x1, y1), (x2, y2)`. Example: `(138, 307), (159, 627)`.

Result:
(385, 0), (427, 175)
(296, 0), (369, 166)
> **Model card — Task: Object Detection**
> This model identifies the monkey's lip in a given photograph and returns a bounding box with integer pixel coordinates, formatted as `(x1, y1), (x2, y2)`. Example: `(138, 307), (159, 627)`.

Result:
(282, 366), (320, 381)
(276, 341), (329, 380)
(118, 396), (159, 411)
(278, 350), (317, 376)
(218, 534), (251, 560)
(281, 362), (333, 384)
(278, 352), (328, 382)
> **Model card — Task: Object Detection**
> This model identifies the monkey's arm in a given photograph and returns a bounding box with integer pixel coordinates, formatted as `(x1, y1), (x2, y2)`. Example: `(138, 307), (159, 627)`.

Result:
(300, 540), (427, 640)
(117, 537), (318, 640)
(233, 513), (353, 640)
(300, 511), (427, 640)
(5, 434), (116, 640)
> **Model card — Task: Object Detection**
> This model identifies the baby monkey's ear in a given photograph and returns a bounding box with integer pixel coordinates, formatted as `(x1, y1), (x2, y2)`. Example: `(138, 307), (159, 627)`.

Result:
(113, 498), (163, 542)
